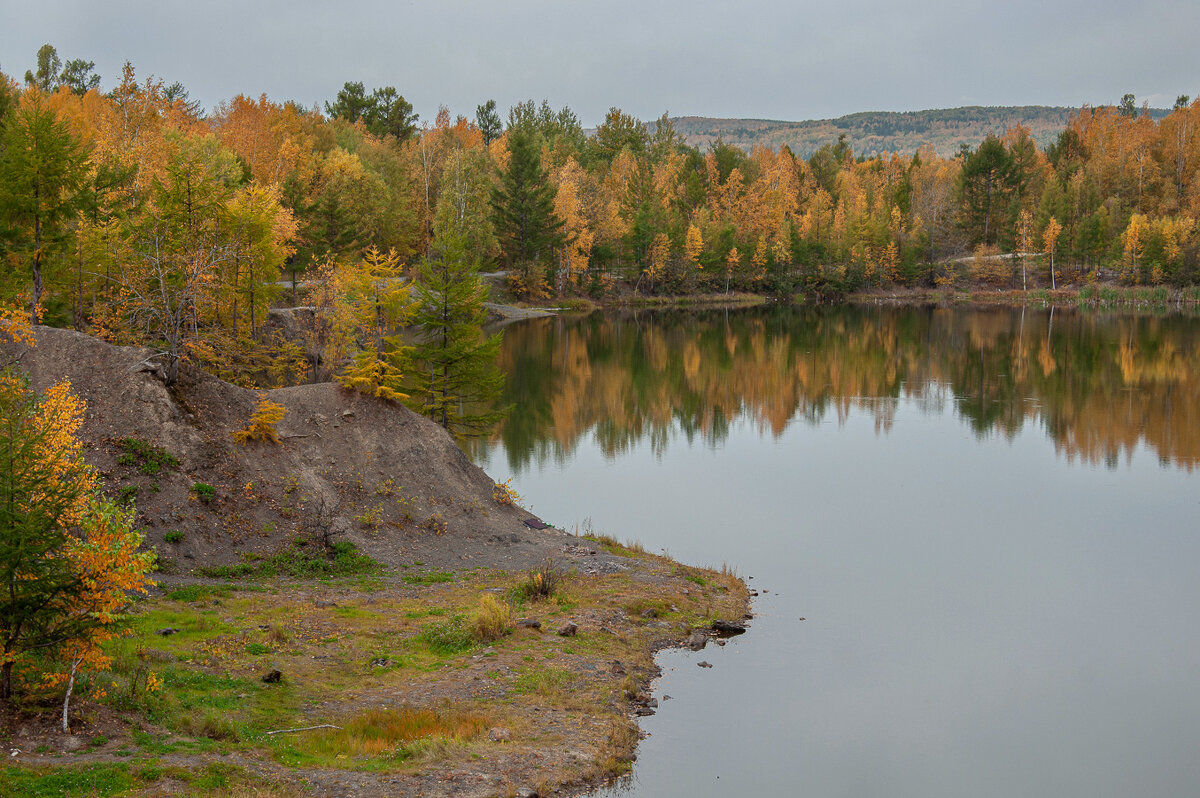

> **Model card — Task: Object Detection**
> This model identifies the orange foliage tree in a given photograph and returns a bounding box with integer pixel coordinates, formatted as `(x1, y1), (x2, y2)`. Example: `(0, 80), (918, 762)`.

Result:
(0, 369), (154, 714)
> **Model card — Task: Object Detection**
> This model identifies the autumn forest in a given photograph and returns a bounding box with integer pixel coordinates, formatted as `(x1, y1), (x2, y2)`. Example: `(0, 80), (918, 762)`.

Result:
(2, 46), (1200, 403)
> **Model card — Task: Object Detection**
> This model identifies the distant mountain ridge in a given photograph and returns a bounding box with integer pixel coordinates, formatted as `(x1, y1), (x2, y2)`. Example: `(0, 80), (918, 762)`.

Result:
(668, 106), (1169, 159)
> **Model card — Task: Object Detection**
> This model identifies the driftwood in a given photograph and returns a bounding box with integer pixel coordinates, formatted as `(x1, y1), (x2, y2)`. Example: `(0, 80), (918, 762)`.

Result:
(266, 724), (342, 735)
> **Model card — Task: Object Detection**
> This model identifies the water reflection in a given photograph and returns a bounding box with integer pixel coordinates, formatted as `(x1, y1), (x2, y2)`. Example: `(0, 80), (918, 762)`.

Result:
(477, 305), (1200, 472)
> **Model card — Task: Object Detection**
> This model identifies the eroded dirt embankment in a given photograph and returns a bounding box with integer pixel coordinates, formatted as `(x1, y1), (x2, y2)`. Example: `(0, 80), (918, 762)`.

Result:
(2, 327), (752, 798)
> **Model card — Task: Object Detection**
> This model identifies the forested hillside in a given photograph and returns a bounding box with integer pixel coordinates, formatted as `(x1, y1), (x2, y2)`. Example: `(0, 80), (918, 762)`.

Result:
(669, 105), (1169, 158)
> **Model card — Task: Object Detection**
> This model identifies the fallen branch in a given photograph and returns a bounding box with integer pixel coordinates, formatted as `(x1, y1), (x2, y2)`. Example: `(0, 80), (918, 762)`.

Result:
(280, 433), (321, 439)
(266, 724), (341, 735)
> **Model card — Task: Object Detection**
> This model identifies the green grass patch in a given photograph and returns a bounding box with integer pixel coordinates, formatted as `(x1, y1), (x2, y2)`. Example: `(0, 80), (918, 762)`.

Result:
(419, 615), (476, 655)
(164, 583), (233, 602)
(197, 541), (380, 579)
(0, 763), (138, 796)
(512, 666), (575, 696)
(402, 571), (454, 585)
(191, 481), (216, 502)
(118, 437), (180, 476)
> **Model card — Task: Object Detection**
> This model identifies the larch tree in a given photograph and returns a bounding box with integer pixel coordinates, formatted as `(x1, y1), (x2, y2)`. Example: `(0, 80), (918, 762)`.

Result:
(334, 246), (412, 401)
(1042, 216), (1062, 289)
(410, 148), (504, 434)
(106, 132), (242, 383)
(0, 89), (90, 323)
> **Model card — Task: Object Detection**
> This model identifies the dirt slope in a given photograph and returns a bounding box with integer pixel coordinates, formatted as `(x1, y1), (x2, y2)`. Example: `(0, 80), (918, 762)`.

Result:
(5, 326), (588, 574)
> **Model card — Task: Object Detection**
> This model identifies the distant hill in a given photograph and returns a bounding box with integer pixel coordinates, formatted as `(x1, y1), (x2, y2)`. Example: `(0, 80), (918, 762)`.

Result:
(668, 106), (1169, 159)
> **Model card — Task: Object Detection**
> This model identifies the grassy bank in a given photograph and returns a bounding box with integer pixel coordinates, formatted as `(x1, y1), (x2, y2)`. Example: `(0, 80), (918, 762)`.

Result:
(2, 541), (749, 797)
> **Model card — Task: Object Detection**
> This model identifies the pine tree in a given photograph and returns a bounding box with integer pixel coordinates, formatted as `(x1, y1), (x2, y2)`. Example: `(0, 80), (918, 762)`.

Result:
(409, 234), (504, 434)
(491, 126), (565, 298)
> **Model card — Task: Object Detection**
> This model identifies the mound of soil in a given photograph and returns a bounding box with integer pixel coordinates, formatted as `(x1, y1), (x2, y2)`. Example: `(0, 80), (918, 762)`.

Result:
(5, 327), (589, 573)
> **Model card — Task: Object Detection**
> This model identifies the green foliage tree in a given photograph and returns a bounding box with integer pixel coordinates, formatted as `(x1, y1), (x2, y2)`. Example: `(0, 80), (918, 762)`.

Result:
(365, 86), (418, 141)
(0, 90), (90, 322)
(325, 81), (372, 124)
(591, 107), (648, 165)
(59, 59), (100, 95)
(476, 99), (503, 146)
(23, 44), (61, 92)
(491, 126), (565, 297)
(325, 82), (418, 141)
(409, 147), (504, 433)
(957, 134), (1014, 246)
(409, 234), (504, 434)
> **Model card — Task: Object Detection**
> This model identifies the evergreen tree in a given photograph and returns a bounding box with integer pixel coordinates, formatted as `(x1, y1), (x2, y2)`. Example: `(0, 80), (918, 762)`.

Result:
(409, 233), (504, 435)
(0, 90), (90, 322)
(957, 134), (1014, 246)
(476, 99), (503, 146)
(491, 126), (564, 297)
(411, 149), (504, 434)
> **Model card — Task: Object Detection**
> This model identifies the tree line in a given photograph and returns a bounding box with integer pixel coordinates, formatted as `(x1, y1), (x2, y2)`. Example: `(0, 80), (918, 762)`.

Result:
(2, 45), (1199, 405)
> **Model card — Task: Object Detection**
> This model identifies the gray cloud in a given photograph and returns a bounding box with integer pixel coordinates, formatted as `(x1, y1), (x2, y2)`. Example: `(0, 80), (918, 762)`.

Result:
(1, 0), (1196, 125)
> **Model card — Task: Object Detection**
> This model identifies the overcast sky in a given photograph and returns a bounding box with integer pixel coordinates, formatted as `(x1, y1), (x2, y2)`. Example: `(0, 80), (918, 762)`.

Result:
(2, 0), (1197, 126)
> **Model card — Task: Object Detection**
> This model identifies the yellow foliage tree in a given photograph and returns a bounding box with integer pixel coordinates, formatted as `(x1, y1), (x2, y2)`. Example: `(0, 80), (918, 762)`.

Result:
(334, 246), (412, 401)
(0, 371), (154, 721)
(233, 393), (288, 443)
(1042, 217), (1062, 289)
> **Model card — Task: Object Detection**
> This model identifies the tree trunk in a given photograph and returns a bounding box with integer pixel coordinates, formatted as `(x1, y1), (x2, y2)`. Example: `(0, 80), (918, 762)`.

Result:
(62, 657), (81, 733)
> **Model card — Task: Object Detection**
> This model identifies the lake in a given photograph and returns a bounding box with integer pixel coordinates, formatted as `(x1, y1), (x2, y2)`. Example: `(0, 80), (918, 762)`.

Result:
(470, 303), (1200, 798)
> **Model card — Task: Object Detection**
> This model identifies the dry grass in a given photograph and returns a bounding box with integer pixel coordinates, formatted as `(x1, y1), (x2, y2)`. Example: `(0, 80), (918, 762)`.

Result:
(517, 557), (563, 600)
(472, 594), (513, 642)
(306, 707), (489, 760)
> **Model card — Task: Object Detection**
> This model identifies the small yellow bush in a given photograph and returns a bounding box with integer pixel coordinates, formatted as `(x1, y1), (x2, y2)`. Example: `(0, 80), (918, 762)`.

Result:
(233, 395), (287, 444)
(492, 478), (521, 507)
(472, 594), (513, 642)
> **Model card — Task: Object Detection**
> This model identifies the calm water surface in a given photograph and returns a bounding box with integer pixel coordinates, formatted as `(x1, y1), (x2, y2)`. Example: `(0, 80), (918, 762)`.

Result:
(471, 304), (1200, 798)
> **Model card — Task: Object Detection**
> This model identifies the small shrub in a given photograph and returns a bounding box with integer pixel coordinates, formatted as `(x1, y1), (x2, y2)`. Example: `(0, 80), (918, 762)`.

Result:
(491, 478), (521, 507)
(164, 530), (184, 544)
(355, 505), (383, 528)
(117, 437), (180, 475)
(232, 394), (288, 444)
(191, 482), (216, 503)
(244, 642), (271, 656)
(421, 513), (448, 534)
(267, 624), (289, 644)
(472, 594), (513, 642)
(516, 557), (563, 601)
(183, 711), (241, 742)
(117, 484), (139, 505)
(419, 615), (475, 655)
